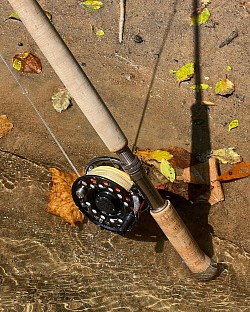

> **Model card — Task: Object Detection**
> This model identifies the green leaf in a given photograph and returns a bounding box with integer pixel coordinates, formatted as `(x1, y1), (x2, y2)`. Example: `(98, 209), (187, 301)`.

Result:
(12, 59), (22, 71)
(160, 159), (176, 182)
(228, 119), (239, 131)
(190, 7), (211, 26)
(215, 78), (235, 96)
(8, 11), (21, 21)
(81, 1), (103, 10)
(96, 29), (105, 36)
(190, 83), (212, 91)
(7, 10), (52, 22)
(150, 150), (173, 162)
(175, 62), (194, 83)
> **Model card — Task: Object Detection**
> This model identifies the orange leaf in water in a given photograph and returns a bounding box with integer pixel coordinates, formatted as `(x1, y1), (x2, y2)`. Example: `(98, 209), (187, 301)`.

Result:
(48, 168), (84, 226)
(217, 162), (250, 182)
(13, 52), (42, 73)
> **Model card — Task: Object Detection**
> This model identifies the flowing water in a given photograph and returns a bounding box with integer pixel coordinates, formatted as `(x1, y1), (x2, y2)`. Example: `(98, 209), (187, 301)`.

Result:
(0, 151), (250, 312)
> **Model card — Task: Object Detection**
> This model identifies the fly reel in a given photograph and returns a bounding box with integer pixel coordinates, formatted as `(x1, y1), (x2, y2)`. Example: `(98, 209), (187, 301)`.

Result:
(72, 157), (148, 235)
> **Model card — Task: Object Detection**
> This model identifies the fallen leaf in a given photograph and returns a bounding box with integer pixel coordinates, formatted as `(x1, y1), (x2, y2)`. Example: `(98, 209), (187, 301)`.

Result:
(160, 159), (175, 182)
(0, 115), (14, 138)
(12, 52), (42, 73)
(228, 119), (239, 131)
(211, 148), (242, 164)
(137, 147), (198, 169)
(7, 11), (20, 21)
(136, 149), (173, 162)
(190, 83), (212, 91)
(202, 100), (216, 106)
(215, 78), (234, 96)
(190, 7), (211, 26)
(217, 162), (250, 182)
(48, 168), (84, 226)
(175, 62), (194, 83)
(96, 29), (105, 36)
(81, 1), (103, 10)
(226, 65), (232, 71)
(51, 88), (72, 113)
(7, 10), (52, 22)
(166, 146), (199, 168)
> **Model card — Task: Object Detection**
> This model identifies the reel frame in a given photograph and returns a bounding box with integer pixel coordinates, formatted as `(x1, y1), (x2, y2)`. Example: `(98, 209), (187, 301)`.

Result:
(72, 157), (148, 235)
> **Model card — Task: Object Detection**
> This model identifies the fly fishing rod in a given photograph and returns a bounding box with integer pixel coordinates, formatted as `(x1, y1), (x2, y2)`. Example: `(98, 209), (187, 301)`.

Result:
(7, 0), (217, 280)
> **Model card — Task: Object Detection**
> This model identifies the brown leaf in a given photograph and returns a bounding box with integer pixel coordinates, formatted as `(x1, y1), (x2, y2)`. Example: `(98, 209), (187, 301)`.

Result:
(0, 115), (13, 138)
(48, 168), (84, 226)
(217, 162), (250, 182)
(166, 146), (199, 168)
(13, 52), (42, 73)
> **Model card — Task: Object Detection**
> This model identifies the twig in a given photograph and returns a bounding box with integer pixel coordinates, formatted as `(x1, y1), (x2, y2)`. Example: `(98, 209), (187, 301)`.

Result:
(119, 0), (125, 43)
(219, 30), (238, 48)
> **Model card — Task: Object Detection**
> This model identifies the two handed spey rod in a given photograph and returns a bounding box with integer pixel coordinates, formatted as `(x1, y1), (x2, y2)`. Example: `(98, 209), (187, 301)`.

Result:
(8, 0), (217, 280)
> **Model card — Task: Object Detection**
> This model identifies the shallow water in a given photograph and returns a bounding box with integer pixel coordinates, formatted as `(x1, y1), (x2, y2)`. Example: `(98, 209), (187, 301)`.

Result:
(0, 151), (250, 311)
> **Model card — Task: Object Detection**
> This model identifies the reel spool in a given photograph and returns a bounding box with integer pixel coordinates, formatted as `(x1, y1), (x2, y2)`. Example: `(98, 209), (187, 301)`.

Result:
(72, 157), (148, 235)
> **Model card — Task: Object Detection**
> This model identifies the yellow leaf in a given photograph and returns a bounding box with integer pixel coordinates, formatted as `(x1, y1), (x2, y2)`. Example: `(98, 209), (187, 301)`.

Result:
(190, 84), (212, 91)
(160, 159), (175, 182)
(176, 62), (194, 83)
(12, 58), (22, 71)
(136, 149), (173, 162)
(150, 150), (173, 162)
(81, 1), (103, 10)
(7, 10), (52, 22)
(96, 29), (105, 36)
(190, 7), (211, 26)
(228, 119), (239, 131)
(215, 79), (234, 96)
(8, 11), (21, 21)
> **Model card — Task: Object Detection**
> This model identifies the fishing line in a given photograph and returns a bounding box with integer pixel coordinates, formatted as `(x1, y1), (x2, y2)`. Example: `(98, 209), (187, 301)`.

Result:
(131, 2), (178, 153)
(0, 53), (80, 177)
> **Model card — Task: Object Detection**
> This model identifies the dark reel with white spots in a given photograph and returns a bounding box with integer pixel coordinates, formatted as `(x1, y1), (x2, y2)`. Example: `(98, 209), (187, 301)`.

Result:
(72, 157), (148, 235)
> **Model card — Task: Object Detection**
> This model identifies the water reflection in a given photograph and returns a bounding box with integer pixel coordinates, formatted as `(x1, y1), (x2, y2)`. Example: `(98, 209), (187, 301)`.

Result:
(1, 152), (250, 311)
